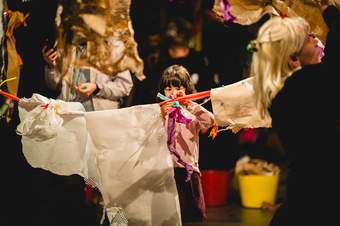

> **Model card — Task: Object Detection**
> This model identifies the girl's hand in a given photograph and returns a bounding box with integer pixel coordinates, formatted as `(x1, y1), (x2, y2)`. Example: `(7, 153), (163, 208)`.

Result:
(75, 82), (97, 98)
(160, 102), (172, 121)
(175, 90), (189, 107)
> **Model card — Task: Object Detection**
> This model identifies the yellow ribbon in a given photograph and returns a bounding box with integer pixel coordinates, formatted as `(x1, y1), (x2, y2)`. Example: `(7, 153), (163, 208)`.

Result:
(5, 11), (29, 96)
(0, 77), (17, 88)
(0, 77), (17, 123)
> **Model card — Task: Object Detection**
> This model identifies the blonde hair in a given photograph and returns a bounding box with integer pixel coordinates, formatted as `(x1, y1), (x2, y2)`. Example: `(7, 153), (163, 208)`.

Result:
(251, 16), (310, 119)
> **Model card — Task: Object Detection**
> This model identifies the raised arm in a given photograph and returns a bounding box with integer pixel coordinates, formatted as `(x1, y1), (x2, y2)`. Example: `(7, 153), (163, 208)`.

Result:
(185, 102), (215, 131)
(42, 46), (62, 91)
(93, 69), (133, 101)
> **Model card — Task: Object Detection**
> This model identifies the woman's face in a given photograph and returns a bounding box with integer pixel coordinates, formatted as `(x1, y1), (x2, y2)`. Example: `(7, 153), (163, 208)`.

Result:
(298, 33), (322, 66)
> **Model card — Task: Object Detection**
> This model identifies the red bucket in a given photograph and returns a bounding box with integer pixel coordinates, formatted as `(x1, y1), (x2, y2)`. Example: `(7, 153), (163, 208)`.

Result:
(84, 184), (93, 205)
(201, 170), (233, 206)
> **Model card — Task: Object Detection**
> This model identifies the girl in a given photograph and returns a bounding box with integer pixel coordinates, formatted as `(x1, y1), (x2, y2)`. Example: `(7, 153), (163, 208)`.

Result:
(159, 65), (215, 223)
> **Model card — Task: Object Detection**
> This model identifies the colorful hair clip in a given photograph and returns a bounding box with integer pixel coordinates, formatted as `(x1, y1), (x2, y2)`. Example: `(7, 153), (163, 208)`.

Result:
(247, 40), (259, 53)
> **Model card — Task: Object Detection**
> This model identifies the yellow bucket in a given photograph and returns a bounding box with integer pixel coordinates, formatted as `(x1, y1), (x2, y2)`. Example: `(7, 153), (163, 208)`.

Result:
(238, 170), (280, 208)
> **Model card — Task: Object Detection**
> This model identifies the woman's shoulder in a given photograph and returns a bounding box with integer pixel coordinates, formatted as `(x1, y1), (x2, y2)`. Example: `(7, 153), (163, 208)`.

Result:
(272, 62), (334, 111)
(285, 63), (325, 89)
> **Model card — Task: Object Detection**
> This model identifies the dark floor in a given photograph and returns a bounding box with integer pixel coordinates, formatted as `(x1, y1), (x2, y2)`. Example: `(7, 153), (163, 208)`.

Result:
(184, 167), (287, 226)
(184, 203), (274, 226)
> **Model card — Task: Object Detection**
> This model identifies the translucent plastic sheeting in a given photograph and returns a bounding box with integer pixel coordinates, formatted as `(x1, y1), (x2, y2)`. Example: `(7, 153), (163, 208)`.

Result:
(17, 94), (181, 226)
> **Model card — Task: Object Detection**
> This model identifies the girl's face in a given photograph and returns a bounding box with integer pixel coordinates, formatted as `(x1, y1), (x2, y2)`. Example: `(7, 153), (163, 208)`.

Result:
(164, 85), (186, 98)
(298, 33), (322, 66)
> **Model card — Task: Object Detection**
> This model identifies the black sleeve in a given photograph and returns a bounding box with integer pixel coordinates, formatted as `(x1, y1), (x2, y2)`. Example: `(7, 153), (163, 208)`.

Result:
(323, 5), (339, 27)
(322, 6), (340, 66)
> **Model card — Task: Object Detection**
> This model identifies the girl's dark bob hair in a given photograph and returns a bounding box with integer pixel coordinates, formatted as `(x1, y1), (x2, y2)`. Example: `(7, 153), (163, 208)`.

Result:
(158, 65), (196, 97)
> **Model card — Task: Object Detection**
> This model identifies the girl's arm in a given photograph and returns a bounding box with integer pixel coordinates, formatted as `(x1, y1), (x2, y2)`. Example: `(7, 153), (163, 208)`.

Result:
(185, 101), (215, 130)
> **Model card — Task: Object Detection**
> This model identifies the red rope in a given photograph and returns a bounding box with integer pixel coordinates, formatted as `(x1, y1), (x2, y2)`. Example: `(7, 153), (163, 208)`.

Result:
(0, 89), (20, 101)
(160, 90), (211, 106)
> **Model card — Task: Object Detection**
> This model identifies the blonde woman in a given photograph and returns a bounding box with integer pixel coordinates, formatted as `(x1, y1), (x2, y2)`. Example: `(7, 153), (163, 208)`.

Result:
(252, 16), (322, 120)
(250, 3), (339, 226)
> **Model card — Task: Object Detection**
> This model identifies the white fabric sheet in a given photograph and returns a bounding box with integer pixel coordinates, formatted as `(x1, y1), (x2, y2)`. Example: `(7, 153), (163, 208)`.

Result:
(85, 104), (181, 226)
(17, 94), (88, 177)
(17, 95), (181, 226)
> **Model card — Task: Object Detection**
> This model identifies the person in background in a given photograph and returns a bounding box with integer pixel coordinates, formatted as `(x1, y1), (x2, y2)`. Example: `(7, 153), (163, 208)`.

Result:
(41, 41), (133, 226)
(148, 17), (215, 101)
(42, 44), (133, 111)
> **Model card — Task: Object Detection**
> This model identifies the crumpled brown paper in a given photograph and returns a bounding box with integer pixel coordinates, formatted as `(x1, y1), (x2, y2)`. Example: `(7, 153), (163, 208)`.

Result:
(235, 155), (279, 176)
(55, 0), (144, 81)
(228, 0), (329, 44)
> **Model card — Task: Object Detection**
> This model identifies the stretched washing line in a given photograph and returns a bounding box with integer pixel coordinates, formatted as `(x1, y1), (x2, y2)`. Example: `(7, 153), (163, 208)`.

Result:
(159, 90), (211, 106)
(0, 77), (20, 101)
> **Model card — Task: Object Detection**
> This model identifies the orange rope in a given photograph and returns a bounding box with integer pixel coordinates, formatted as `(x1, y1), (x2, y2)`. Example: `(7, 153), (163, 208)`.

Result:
(160, 90), (211, 106)
(0, 89), (20, 102)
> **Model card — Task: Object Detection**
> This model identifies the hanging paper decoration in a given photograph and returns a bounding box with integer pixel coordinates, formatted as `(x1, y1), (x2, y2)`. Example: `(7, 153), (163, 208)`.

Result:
(55, 0), (145, 81)
(16, 93), (181, 226)
(284, 0), (328, 43)
(227, 0), (283, 25)
(228, 0), (328, 44)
